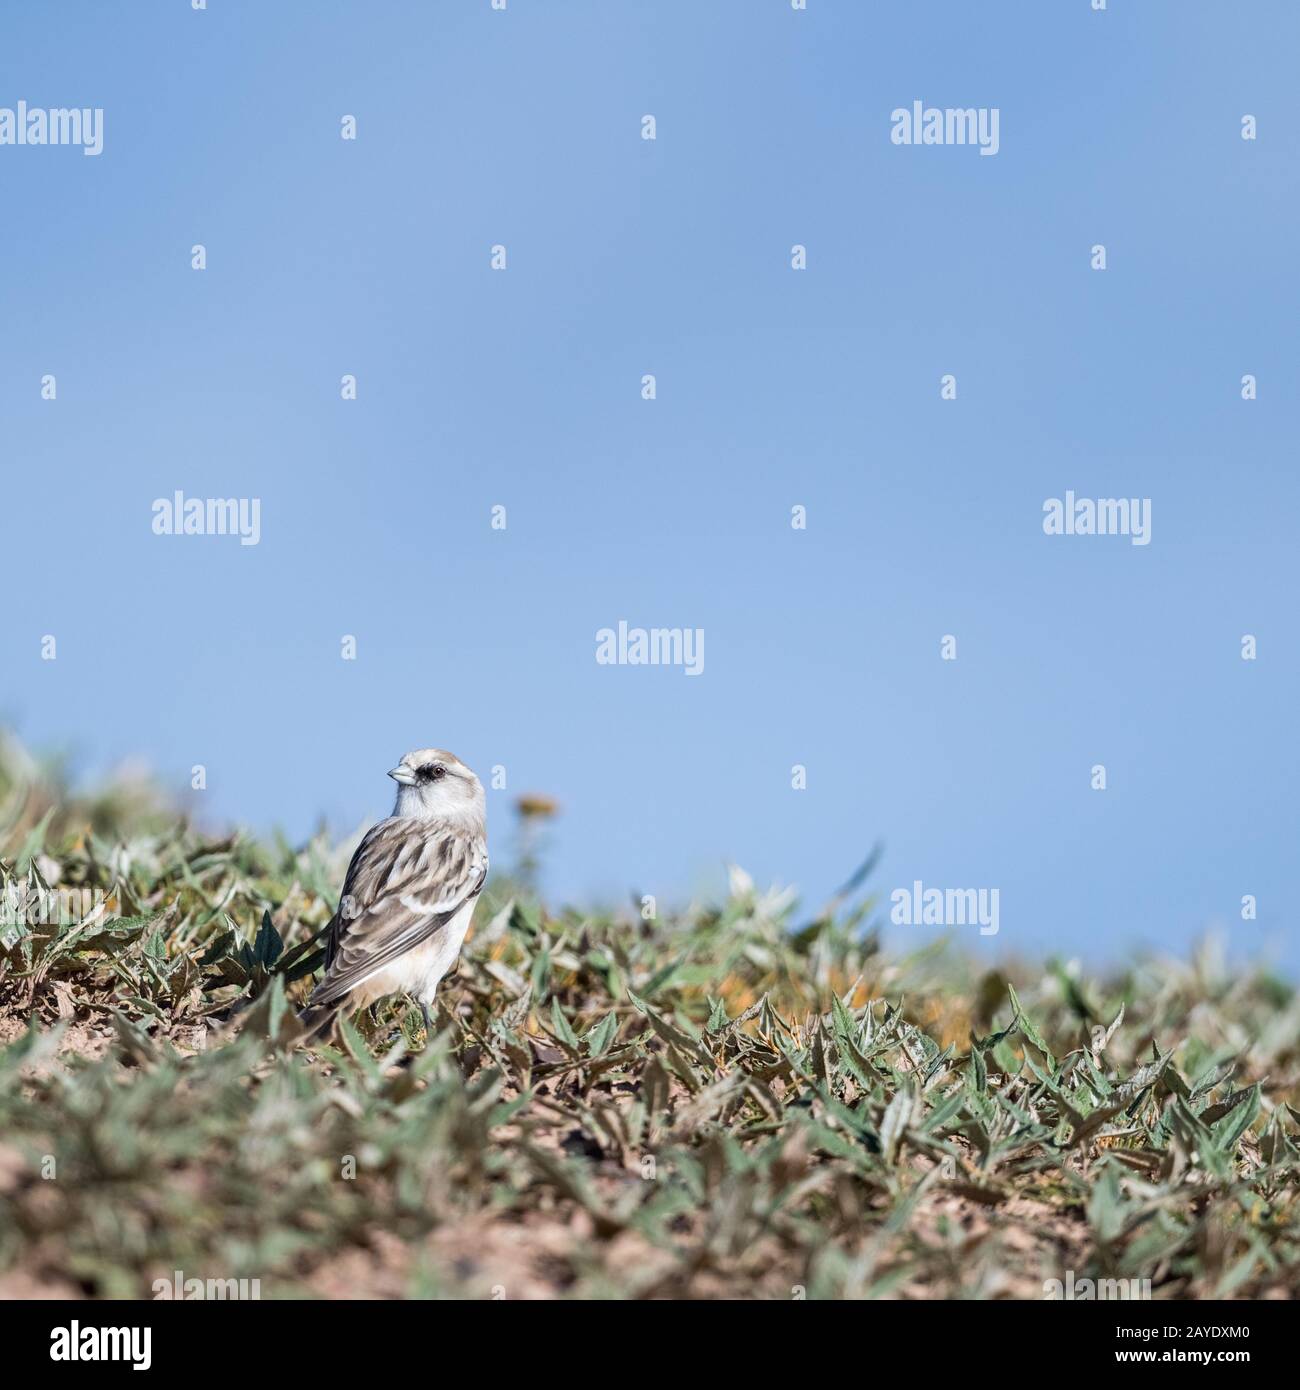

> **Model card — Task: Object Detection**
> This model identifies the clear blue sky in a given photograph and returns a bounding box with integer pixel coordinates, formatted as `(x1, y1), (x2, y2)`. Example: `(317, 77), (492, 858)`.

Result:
(3, 1), (1297, 970)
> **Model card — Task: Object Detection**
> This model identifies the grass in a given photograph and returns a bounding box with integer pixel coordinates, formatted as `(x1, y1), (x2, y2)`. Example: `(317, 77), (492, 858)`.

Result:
(1, 732), (1297, 1300)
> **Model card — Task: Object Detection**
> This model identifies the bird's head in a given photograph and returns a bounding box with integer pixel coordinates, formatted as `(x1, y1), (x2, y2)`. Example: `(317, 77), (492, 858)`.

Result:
(388, 748), (485, 827)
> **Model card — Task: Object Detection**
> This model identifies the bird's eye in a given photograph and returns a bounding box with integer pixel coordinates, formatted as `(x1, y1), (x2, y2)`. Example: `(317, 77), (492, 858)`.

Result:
(425, 764), (446, 781)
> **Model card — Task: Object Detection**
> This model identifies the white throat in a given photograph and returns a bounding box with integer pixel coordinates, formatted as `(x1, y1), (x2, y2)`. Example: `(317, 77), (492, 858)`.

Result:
(392, 782), (486, 833)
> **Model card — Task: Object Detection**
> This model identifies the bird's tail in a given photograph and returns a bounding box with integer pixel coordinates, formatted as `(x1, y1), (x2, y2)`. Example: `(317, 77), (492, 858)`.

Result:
(295, 1001), (342, 1046)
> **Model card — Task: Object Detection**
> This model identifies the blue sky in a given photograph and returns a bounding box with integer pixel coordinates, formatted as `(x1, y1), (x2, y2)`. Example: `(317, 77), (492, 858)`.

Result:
(3, 1), (1297, 970)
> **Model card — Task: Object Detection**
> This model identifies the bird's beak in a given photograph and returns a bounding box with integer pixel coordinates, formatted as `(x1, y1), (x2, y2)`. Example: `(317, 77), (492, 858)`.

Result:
(388, 765), (417, 786)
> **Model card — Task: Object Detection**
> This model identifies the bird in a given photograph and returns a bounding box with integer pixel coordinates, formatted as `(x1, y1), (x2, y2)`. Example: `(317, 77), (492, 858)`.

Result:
(296, 748), (488, 1044)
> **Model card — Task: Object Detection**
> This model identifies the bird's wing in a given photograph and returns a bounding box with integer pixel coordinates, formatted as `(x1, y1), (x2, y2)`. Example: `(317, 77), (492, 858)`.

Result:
(310, 817), (488, 1008)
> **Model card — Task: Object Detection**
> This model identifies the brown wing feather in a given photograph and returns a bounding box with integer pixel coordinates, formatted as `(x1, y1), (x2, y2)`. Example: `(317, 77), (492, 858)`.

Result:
(310, 817), (487, 1008)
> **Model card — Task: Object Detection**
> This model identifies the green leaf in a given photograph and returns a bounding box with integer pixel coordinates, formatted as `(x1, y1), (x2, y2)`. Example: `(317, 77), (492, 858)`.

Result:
(880, 1087), (913, 1165)
(509, 900), (541, 937)
(14, 807), (56, 872)
(1212, 1083), (1260, 1151)
(1008, 982), (1055, 1071)
(253, 911), (283, 967)
(549, 996), (579, 1050)
(196, 929), (235, 966)
(280, 947), (326, 983)
(638, 950), (689, 1000)
(238, 974), (291, 1046)
(583, 1011), (618, 1058)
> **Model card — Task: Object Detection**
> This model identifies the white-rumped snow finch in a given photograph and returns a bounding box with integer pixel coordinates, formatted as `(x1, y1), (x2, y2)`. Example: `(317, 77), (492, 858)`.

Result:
(297, 748), (488, 1042)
